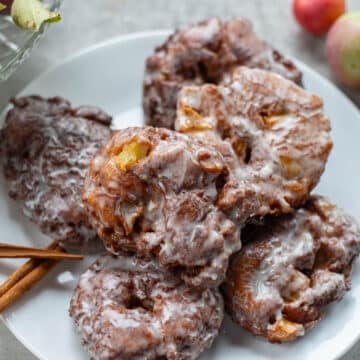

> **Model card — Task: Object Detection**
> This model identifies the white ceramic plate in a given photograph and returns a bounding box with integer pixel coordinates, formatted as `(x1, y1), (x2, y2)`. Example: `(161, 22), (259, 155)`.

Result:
(0, 31), (360, 360)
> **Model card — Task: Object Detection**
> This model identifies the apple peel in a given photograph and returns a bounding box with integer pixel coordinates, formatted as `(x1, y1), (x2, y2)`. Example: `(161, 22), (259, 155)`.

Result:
(326, 11), (360, 89)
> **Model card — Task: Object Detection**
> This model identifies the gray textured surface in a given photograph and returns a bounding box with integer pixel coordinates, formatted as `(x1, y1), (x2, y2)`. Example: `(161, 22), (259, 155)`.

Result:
(0, 1), (359, 359)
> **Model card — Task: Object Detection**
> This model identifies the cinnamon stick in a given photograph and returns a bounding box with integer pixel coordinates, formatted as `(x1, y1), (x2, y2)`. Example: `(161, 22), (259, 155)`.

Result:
(0, 248), (83, 260)
(0, 241), (84, 312)
(0, 259), (59, 312)
(0, 240), (58, 297)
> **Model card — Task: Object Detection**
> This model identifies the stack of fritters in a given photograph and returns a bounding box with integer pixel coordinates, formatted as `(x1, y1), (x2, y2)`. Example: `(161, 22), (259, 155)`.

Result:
(75, 17), (359, 359)
(1, 16), (359, 360)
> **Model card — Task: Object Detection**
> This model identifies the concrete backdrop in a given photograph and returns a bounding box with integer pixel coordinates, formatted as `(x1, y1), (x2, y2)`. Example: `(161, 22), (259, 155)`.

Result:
(0, 1), (359, 359)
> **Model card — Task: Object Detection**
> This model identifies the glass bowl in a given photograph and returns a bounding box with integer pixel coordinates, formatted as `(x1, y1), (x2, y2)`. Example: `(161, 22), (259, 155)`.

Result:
(0, 0), (62, 81)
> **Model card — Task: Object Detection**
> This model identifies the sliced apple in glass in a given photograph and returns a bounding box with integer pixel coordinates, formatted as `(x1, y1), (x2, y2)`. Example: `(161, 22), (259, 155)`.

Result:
(11, 0), (61, 31)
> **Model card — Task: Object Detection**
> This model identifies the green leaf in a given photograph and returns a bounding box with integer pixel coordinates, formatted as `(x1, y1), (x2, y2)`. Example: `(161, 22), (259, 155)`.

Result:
(0, 3), (6, 12)
(11, 0), (61, 31)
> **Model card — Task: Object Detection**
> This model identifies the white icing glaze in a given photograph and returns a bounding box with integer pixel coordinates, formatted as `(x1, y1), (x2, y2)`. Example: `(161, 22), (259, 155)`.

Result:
(183, 17), (221, 44)
(144, 17), (302, 130)
(1, 97), (112, 253)
(224, 195), (360, 341)
(83, 127), (241, 289)
(70, 254), (224, 360)
(175, 67), (332, 219)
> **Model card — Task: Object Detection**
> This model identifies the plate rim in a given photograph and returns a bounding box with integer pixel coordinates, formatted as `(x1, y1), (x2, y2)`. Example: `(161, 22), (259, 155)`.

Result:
(0, 30), (359, 360)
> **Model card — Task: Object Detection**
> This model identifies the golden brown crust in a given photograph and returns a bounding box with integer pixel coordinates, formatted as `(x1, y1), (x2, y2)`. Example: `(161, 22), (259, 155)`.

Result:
(143, 17), (302, 130)
(0, 96), (112, 253)
(70, 254), (223, 360)
(176, 67), (332, 220)
(83, 127), (241, 288)
(222, 195), (360, 342)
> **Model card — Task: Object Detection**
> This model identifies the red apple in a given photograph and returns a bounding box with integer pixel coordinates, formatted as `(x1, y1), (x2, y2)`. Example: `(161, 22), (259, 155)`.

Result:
(293, 0), (346, 35)
(326, 12), (360, 89)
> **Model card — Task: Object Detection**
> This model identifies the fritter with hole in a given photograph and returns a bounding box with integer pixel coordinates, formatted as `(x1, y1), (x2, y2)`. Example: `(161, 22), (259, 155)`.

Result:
(70, 253), (224, 360)
(176, 67), (332, 220)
